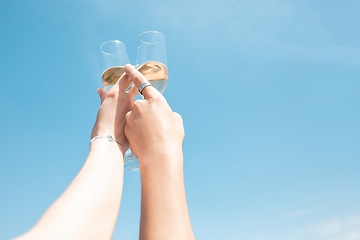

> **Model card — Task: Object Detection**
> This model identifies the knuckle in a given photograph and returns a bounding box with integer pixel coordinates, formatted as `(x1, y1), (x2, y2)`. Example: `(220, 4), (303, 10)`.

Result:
(133, 100), (143, 110)
(134, 75), (143, 84)
(125, 111), (132, 120)
(173, 112), (183, 121)
(106, 90), (117, 99)
(147, 95), (157, 102)
(148, 92), (161, 102)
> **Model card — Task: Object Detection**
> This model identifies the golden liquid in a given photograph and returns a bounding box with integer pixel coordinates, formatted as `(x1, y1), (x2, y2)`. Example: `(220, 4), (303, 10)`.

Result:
(137, 62), (168, 81)
(102, 66), (125, 87)
(101, 62), (168, 93)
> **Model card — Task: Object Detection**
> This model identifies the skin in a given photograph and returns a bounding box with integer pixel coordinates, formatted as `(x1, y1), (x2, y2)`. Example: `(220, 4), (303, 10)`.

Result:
(124, 64), (196, 240)
(13, 73), (138, 240)
(13, 65), (195, 240)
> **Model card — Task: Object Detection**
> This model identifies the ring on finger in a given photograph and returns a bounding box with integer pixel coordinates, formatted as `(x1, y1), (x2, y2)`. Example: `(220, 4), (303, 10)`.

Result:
(138, 82), (152, 95)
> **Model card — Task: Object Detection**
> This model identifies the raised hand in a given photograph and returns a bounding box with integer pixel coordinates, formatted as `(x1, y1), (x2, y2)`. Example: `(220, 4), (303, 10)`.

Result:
(123, 64), (195, 240)
(91, 72), (138, 152)
(123, 64), (184, 166)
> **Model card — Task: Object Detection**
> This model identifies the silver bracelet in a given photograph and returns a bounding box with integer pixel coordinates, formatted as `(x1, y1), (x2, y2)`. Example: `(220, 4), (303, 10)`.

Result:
(90, 134), (124, 148)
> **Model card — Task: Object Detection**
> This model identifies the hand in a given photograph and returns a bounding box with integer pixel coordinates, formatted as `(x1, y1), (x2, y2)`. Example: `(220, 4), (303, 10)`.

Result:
(91, 73), (138, 152)
(123, 64), (185, 164)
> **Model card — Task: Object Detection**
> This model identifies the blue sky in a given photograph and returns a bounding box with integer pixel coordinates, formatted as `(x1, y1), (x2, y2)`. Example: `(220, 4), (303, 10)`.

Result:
(1, 0), (360, 239)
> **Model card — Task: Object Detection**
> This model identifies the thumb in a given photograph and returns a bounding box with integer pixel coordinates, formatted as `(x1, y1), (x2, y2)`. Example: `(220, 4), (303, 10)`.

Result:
(97, 88), (107, 104)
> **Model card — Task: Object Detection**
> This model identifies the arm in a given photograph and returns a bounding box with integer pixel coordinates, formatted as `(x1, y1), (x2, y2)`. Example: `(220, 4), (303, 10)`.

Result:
(124, 64), (196, 240)
(14, 139), (124, 240)
(14, 74), (138, 240)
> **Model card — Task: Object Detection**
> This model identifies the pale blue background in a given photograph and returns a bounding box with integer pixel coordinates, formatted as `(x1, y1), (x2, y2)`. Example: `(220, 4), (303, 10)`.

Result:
(1, 0), (360, 239)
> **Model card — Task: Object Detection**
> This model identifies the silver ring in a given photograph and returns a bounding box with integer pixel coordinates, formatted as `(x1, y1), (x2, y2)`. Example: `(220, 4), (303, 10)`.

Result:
(138, 82), (152, 94)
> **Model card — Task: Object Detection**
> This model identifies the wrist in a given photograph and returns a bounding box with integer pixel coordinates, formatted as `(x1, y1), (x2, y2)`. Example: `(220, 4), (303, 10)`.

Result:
(90, 128), (113, 139)
(90, 134), (126, 156)
(139, 152), (184, 188)
(138, 147), (183, 172)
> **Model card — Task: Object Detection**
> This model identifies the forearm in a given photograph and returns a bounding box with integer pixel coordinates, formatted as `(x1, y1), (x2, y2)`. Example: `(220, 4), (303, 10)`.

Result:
(15, 140), (124, 240)
(139, 151), (195, 240)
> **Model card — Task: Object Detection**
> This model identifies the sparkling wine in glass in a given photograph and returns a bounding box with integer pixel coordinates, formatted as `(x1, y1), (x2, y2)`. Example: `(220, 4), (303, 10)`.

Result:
(136, 31), (168, 93)
(100, 40), (139, 171)
(123, 31), (168, 171)
(100, 40), (129, 92)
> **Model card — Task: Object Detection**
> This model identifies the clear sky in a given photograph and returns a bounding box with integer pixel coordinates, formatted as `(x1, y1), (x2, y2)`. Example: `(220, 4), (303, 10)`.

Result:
(1, 0), (360, 239)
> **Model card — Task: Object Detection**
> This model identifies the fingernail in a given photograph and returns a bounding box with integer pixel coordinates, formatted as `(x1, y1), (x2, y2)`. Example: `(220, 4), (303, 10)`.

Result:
(124, 64), (132, 71)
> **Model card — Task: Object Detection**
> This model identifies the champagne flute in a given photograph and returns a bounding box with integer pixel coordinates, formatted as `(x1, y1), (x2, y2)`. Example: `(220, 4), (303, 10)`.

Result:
(100, 40), (129, 92)
(100, 40), (138, 171)
(136, 31), (168, 93)
(123, 31), (168, 171)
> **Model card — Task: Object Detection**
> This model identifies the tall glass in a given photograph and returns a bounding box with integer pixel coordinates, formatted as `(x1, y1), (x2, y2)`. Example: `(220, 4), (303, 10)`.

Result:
(100, 40), (129, 92)
(136, 31), (168, 93)
(100, 40), (137, 171)
(123, 31), (168, 171)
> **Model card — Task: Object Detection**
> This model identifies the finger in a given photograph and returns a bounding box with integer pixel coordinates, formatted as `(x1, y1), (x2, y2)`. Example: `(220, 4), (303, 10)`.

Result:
(118, 73), (132, 92)
(97, 88), (107, 104)
(127, 82), (139, 99)
(124, 64), (160, 99)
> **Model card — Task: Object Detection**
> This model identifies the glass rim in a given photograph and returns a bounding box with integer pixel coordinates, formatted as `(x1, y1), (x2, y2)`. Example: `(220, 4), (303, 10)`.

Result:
(100, 40), (126, 55)
(139, 31), (165, 45)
